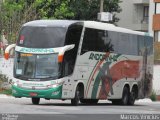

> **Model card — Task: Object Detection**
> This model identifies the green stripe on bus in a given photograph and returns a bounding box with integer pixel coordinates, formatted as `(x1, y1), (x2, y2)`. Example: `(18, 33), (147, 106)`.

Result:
(91, 73), (101, 99)
(85, 60), (99, 96)
(12, 85), (62, 99)
(91, 54), (121, 99)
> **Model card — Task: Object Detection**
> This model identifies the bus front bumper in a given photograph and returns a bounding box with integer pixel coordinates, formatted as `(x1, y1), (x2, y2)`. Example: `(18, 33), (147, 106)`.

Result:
(12, 85), (62, 99)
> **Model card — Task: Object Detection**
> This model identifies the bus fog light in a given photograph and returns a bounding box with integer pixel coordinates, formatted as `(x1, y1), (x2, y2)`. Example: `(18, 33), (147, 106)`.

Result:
(52, 91), (59, 95)
(47, 84), (58, 88)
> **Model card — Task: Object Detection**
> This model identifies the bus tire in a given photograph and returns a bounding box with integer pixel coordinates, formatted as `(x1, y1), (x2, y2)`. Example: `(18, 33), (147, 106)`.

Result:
(71, 86), (80, 106)
(80, 99), (87, 104)
(120, 86), (129, 105)
(128, 87), (136, 105)
(32, 98), (40, 105)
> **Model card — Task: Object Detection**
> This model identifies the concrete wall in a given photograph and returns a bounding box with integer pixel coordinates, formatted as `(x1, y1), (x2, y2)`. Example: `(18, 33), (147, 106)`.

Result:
(153, 65), (160, 95)
(149, 0), (154, 35)
(0, 58), (14, 80)
(116, 0), (134, 29)
(117, 0), (149, 31)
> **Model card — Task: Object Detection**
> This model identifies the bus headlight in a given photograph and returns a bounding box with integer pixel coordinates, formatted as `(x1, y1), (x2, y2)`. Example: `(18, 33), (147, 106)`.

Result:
(47, 84), (59, 88)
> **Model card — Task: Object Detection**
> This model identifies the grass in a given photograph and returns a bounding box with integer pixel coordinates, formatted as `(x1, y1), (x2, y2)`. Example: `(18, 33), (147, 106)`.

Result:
(0, 88), (12, 95)
(150, 90), (157, 101)
(0, 73), (12, 95)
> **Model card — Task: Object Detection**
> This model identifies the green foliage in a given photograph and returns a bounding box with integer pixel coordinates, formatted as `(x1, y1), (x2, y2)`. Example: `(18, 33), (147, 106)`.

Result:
(150, 90), (157, 101)
(0, 89), (12, 95)
(0, 73), (9, 83)
(0, 73), (12, 95)
(70, 0), (121, 21)
(0, 0), (121, 44)
(54, 1), (74, 19)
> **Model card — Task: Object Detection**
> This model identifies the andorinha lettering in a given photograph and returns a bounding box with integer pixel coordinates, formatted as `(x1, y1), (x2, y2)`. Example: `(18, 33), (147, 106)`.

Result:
(89, 53), (120, 62)
(19, 48), (54, 53)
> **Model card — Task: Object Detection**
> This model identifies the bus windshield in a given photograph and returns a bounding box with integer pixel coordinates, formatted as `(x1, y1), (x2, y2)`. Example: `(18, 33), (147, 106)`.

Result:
(14, 52), (60, 81)
(17, 26), (67, 48)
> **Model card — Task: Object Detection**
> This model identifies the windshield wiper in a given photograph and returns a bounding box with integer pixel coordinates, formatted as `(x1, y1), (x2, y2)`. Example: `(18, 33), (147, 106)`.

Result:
(15, 75), (28, 80)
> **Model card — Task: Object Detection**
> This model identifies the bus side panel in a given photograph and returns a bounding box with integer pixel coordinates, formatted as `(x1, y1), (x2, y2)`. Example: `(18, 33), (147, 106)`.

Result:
(76, 52), (143, 100)
(144, 36), (153, 97)
(137, 36), (153, 99)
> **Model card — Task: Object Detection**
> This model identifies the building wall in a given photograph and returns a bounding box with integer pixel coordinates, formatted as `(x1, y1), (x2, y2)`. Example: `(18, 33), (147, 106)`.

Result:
(153, 65), (160, 96)
(116, 0), (149, 32)
(116, 0), (133, 29)
(0, 58), (14, 80)
(149, 0), (154, 35)
(153, 0), (160, 42)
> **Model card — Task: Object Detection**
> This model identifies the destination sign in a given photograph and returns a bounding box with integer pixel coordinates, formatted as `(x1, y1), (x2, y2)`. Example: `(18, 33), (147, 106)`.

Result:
(15, 46), (55, 54)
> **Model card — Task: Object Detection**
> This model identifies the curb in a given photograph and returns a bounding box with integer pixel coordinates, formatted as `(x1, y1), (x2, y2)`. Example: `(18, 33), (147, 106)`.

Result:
(136, 98), (153, 103)
(0, 94), (13, 98)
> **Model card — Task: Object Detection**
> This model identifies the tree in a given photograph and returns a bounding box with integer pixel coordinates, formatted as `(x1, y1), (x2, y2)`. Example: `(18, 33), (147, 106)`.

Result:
(70, 0), (121, 22)
(0, 0), (121, 44)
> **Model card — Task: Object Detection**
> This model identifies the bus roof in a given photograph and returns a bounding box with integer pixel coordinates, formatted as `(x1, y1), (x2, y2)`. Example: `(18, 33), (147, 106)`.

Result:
(23, 20), (79, 28)
(83, 21), (151, 36)
(23, 20), (152, 37)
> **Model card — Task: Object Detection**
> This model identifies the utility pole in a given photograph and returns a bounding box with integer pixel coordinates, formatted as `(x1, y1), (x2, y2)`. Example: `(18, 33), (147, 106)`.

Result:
(98, 0), (112, 22)
(0, 0), (2, 56)
(100, 0), (104, 12)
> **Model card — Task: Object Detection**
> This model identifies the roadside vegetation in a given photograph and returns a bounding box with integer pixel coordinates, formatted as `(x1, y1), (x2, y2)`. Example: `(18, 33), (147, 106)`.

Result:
(0, 73), (12, 95)
(150, 90), (157, 101)
(0, 0), (121, 44)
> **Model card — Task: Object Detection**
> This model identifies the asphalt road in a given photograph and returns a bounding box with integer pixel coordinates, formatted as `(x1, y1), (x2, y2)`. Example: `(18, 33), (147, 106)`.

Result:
(0, 98), (160, 120)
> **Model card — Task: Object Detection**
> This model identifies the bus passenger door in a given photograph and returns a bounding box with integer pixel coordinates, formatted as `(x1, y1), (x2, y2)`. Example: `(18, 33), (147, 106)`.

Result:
(62, 76), (73, 98)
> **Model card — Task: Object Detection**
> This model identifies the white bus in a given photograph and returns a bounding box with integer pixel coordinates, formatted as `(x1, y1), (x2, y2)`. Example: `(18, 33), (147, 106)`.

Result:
(5, 20), (153, 105)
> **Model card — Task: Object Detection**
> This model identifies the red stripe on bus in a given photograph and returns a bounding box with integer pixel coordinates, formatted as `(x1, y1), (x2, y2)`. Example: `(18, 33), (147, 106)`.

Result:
(85, 52), (110, 97)
(98, 60), (140, 99)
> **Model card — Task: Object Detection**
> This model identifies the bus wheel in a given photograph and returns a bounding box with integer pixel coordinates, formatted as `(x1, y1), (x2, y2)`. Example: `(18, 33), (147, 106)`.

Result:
(80, 99), (87, 104)
(32, 98), (40, 105)
(128, 88), (136, 105)
(71, 86), (80, 106)
(120, 86), (129, 105)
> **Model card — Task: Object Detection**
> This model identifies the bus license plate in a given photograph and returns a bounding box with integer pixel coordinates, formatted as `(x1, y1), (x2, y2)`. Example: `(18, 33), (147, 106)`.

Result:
(29, 92), (38, 97)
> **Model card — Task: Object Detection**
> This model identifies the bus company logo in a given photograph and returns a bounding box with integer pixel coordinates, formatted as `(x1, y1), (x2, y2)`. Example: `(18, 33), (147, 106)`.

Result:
(89, 53), (120, 62)
(19, 48), (54, 53)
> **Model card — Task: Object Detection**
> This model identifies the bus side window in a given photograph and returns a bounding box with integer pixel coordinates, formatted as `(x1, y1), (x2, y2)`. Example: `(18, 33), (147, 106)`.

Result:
(63, 25), (83, 76)
(81, 28), (95, 54)
(99, 30), (114, 52)
(145, 36), (153, 55)
(81, 28), (114, 54)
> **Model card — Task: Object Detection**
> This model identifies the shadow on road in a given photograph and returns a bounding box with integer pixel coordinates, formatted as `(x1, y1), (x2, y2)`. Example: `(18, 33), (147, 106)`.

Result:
(26, 102), (146, 107)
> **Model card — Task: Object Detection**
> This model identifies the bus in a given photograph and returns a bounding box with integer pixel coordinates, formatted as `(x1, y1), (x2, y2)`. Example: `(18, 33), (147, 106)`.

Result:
(4, 20), (153, 105)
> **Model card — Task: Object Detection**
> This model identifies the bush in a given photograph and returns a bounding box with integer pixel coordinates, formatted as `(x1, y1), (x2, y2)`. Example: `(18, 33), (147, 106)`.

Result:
(0, 73), (9, 83)
(150, 91), (157, 101)
(0, 73), (12, 95)
(0, 89), (12, 95)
